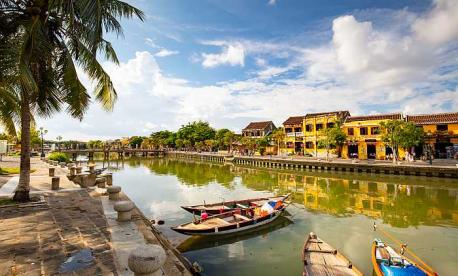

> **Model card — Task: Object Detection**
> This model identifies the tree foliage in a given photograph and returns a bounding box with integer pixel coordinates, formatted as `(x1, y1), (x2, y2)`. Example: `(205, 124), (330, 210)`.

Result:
(380, 120), (424, 163)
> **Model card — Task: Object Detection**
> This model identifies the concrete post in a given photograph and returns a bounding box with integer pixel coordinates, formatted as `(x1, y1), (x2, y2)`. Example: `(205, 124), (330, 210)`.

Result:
(107, 186), (121, 200)
(49, 167), (55, 177)
(69, 167), (76, 176)
(76, 167), (82, 174)
(128, 245), (166, 276)
(113, 201), (135, 221)
(102, 173), (113, 186)
(96, 177), (106, 188)
(88, 164), (96, 174)
(51, 177), (60, 190)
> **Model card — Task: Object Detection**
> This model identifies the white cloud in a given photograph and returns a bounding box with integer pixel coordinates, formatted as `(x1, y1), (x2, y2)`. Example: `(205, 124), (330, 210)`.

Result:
(201, 42), (245, 68)
(268, 0), (277, 5)
(154, 49), (179, 57)
(412, 0), (458, 45)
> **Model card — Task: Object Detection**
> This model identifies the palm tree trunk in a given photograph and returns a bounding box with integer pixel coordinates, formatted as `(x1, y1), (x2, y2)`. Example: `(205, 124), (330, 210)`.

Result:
(13, 91), (31, 202)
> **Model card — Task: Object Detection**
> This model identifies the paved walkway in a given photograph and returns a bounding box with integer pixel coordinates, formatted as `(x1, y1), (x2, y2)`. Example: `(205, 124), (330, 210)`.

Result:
(0, 189), (117, 275)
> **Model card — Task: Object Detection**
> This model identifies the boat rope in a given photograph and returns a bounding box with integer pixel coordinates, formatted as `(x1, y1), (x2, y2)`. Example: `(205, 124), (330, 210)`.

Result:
(377, 226), (436, 274)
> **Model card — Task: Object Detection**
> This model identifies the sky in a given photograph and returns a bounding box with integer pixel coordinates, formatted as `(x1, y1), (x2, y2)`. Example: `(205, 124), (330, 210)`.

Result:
(36, 0), (458, 141)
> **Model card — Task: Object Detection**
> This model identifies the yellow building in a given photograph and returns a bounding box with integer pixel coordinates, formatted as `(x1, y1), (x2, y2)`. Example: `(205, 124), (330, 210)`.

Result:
(342, 113), (404, 160)
(282, 116), (305, 155)
(303, 111), (350, 157)
(405, 112), (458, 159)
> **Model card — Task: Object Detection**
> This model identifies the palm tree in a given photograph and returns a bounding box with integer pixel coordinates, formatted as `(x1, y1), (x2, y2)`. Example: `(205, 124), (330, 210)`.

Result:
(0, 0), (144, 201)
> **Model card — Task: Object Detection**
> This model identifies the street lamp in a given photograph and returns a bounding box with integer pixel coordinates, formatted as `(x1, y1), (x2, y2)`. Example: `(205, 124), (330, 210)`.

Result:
(39, 127), (48, 158)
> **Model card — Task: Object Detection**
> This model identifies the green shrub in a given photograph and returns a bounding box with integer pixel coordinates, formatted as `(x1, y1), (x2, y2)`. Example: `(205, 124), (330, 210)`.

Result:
(48, 152), (69, 163)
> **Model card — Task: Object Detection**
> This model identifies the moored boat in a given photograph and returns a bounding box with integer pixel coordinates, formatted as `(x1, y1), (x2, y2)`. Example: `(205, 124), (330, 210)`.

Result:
(181, 193), (290, 215)
(172, 198), (287, 236)
(302, 232), (362, 276)
(372, 239), (435, 276)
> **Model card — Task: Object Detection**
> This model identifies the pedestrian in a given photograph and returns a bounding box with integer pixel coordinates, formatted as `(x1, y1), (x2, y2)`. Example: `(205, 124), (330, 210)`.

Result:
(373, 221), (377, 231)
(400, 243), (407, 255)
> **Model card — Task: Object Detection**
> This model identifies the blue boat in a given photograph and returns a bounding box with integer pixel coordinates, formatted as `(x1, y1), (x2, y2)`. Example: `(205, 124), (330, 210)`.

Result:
(372, 239), (436, 276)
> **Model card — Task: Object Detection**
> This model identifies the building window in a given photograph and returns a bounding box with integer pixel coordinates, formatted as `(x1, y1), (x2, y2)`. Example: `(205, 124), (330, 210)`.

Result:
(306, 124), (313, 132)
(437, 124), (448, 131)
(326, 122), (335, 129)
(285, 128), (293, 133)
(316, 124), (324, 131)
(348, 128), (354, 136)
(294, 127), (302, 132)
(286, 142), (294, 148)
(371, 127), (380, 135)
(360, 127), (368, 135)
(305, 142), (314, 149)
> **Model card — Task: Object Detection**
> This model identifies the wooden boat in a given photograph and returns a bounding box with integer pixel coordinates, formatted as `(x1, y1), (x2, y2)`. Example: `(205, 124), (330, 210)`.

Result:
(302, 232), (362, 276)
(172, 201), (287, 236)
(372, 238), (435, 276)
(181, 193), (290, 215)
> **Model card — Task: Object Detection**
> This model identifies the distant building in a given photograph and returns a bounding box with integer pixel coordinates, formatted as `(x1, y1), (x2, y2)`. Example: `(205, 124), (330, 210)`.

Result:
(303, 111), (350, 157)
(242, 121), (276, 138)
(342, 113), (403, 160)
(282, 116), (306, 155)
(406, 112), (458, 158)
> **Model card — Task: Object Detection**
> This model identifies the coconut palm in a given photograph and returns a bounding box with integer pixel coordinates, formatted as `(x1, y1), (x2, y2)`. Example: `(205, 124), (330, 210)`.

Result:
(0, 0), (144, 201)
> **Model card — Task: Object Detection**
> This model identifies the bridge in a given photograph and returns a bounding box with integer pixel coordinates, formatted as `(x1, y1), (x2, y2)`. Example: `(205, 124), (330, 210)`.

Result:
(59, 148), (167, 160)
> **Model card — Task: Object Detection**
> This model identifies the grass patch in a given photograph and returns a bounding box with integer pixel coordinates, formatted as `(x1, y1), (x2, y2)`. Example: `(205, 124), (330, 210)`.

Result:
(0, 167), (36, 175)
(0, 198), (16, 205)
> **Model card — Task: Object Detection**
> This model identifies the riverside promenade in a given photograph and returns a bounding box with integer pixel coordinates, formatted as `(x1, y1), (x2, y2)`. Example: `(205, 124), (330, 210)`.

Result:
(0, 157), (193, 275)
(168, 151), (458, 178)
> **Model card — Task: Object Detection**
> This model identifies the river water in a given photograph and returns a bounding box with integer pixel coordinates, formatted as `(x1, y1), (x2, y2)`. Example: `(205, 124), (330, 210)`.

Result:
(100, 157), (458, 275)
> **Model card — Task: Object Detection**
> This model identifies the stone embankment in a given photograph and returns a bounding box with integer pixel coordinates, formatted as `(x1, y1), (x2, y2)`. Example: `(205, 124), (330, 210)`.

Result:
(0, 157), (195, 275)
(167, 151), (458, 178)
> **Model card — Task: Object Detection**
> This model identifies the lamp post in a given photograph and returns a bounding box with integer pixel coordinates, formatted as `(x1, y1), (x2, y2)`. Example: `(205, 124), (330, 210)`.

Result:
(39, 127), (48, 158)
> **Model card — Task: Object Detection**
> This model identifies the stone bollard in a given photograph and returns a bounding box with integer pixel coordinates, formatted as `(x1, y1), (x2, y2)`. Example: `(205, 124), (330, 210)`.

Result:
(107, 186), (121, 200)
(96, 177), (107, 188)
(102, 173), (113, 186)
(59, 162), (66, 168)
(69, 167), (77, 176)
(67, 163), (75, 169)
(113, 201), (135, 221)
(76, 167), (82, 174)
(49, 167), (55, 177)
(88, 164), (96, 174)
(128, 245), (166, 276)
(51, 177), (60, 190)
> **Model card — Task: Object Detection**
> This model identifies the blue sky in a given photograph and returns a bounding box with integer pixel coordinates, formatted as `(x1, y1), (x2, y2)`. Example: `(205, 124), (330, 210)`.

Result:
(38, 0), (458, 140)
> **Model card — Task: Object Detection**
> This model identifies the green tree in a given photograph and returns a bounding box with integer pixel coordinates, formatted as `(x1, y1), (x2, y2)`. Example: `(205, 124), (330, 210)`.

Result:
(223, 130), (236, 153)
(175, 139), (184, 150)
(0, 0), (144, 201)
(380, 120), (424, 163)
(177, 121), (216, 146)
(129, 136), (144, 149)
(318, 124), (346, 160)
(272, 128), (285, 156)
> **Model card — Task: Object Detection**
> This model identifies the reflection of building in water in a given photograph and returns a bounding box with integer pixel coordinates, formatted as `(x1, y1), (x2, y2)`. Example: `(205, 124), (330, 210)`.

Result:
(277, 173), (458, 227)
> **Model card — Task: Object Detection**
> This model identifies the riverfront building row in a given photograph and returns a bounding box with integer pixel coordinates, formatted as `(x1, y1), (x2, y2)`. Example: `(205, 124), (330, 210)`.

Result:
(243, 111), (458, 160)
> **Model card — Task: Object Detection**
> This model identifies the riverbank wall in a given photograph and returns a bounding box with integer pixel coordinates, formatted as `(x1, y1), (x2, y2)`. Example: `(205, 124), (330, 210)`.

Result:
(166, 151), (458, 179)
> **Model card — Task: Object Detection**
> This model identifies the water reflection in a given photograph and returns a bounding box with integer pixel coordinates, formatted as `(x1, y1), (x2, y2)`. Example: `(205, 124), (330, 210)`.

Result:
(177, 216), (293, 253)
(101, 157), (458, 276)
(113, 157), (458, 228)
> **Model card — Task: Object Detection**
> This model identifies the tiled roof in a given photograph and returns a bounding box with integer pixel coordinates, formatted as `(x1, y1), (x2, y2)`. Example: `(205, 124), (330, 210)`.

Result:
(406, 112), (458, 125)
(346, 113), (402, 122)
(242, 121), (274, 130)
(283, 116), (305, 125)
(305, 111), (350, 118)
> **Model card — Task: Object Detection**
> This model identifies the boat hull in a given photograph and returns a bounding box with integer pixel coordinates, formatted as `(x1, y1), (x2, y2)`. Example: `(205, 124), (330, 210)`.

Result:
(172, 209), (285, 236)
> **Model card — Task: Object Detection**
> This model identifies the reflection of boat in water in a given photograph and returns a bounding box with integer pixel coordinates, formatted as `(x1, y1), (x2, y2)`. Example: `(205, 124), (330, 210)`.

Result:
(372, 239), (434, 276)
(176, 215), (293, 252)
(172, 200), (287, 236)
(181, 193), (290, 215)
(302, 232), (362, 276)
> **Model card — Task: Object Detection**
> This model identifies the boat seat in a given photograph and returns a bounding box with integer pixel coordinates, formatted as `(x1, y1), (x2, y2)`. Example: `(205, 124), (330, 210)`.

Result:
(236, 203), (249, 209)
(234, 214), (251, 221)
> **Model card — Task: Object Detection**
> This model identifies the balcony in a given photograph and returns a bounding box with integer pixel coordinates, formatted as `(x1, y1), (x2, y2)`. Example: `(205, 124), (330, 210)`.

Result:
(286, 132), (304, 137)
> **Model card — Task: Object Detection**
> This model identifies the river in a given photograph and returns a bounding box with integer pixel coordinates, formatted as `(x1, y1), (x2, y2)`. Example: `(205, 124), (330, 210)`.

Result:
(100, 157), (458, 275)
